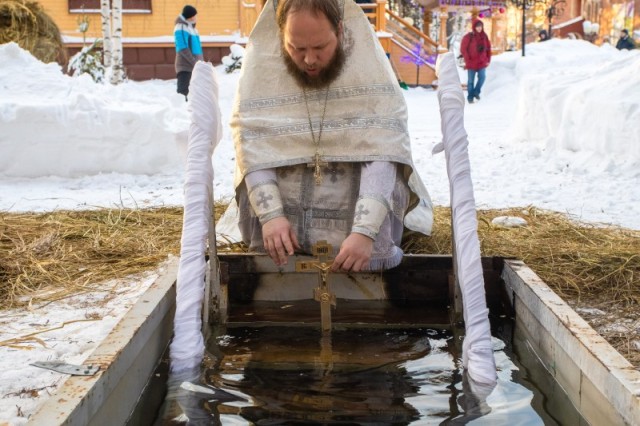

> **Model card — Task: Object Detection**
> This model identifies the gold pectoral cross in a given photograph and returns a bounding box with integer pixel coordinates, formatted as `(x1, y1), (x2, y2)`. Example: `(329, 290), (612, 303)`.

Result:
(307, 152), (328, 185)
(295, 240), (336, 332)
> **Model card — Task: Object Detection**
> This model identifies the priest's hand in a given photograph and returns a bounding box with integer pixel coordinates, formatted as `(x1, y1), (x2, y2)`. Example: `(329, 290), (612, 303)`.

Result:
(332, 233), (373, 272)
(262, 216), (300, 266)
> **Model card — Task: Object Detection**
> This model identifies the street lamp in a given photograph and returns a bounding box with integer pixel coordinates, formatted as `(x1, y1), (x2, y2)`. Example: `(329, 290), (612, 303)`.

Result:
(545, 0), (565, 39)
(583, 20), (600, 43)
(510, 0), (545, 56)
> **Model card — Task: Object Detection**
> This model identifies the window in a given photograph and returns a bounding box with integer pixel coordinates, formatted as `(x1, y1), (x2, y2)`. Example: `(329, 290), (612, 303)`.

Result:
(69, 0), (152, 13)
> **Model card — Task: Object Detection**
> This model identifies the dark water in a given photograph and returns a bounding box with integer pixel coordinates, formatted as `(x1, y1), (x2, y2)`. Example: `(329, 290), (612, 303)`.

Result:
(155, 315), (585, 425)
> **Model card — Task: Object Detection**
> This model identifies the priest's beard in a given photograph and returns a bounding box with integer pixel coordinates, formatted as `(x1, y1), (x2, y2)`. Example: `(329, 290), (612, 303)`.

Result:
(282, 42), (346, 89)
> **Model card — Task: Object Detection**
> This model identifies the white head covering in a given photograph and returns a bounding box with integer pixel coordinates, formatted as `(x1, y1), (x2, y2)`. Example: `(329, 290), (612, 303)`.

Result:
(231, 0), (433, 234)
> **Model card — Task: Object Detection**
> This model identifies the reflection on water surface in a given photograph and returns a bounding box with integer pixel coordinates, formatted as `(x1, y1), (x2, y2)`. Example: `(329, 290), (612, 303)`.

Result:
(156, 319), (584, 425)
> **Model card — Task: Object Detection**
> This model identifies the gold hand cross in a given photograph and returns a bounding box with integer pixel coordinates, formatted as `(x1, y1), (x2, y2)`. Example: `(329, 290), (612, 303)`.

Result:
(295, 240), (336, 332)
(306, 153), (328, 185)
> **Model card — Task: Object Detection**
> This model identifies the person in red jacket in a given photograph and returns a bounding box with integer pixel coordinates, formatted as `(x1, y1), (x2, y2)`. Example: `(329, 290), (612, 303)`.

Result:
(460, 19), (492, 104)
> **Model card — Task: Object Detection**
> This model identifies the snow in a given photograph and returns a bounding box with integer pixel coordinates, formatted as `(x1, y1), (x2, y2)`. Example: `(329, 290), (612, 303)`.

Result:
(0, 272), (162, 424)
(0, 39), (639, 424)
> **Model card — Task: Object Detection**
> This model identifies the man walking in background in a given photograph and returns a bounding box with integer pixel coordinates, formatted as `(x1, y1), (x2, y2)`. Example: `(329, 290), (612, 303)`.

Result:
(174, 5), (203, 100)
(460, 19), (491, 104)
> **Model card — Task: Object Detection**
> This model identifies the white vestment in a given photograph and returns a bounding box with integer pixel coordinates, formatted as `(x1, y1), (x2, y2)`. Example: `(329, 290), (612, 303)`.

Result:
(230, 0), (433, 269)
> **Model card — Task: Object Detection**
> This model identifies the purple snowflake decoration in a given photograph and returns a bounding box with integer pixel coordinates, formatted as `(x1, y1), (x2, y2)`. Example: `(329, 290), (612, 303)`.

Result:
(400, 43), (437, 66)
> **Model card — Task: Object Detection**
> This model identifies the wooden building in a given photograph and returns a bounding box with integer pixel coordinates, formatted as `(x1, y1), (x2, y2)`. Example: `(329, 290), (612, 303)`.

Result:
(39, 0), (444, 85)
(41, 0), (254, 80)
(583, 0), (640, 44)
(38, 0), (599, 86)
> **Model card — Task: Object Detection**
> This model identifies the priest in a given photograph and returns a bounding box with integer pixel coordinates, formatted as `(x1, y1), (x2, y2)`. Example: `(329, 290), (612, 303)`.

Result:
(231, 0), (433, 272)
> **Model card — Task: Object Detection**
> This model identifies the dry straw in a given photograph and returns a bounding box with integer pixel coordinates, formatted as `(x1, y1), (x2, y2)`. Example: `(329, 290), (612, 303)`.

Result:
(2, 205), (638, 307)
(0, 205), (233, 309)
(408, 206), (640, 306)
(1, 205), (639, 362)
(0, 0), (65, 63)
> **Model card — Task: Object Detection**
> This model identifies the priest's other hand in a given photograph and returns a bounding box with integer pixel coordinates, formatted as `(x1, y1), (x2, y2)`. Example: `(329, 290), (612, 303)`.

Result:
(262, 216), (300, 266)
(332, 233), (373, 272)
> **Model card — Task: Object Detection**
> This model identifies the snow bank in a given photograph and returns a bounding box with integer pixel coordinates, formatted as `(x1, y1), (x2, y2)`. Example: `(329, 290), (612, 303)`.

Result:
(504, 40), (640, 176)
(1, 40), (638, 229)
(0, 42), (189, 178)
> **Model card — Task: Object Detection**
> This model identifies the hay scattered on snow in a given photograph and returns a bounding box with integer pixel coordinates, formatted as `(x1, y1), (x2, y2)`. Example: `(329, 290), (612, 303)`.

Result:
(0, 204), (226, 309)
(0, 208), (178, 308)
(2, 204), (638, 306)
(405, 206), (640, 306)
(1, 205), (639, 365)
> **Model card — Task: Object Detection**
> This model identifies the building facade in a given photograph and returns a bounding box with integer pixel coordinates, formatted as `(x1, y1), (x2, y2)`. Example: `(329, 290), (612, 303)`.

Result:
(37, 0), (620, 84)
(583, 0), (640, 44)
(41, 0), (265, 80)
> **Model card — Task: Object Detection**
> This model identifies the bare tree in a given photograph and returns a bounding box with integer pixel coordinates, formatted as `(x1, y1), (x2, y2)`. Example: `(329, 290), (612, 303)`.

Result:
(100, 0), (112, 69)
(110, 0), (124, 83)
(99, 0), (125, 84)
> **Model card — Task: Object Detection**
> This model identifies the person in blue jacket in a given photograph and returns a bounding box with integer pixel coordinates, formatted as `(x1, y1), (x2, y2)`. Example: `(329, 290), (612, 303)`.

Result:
(174, 5), (203, 100)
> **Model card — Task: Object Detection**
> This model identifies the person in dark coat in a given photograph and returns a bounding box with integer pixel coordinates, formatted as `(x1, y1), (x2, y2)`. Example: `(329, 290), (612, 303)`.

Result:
(460, 19), (492, 104)
(616, 29), (636, 50)
(538, 29), (549, 41)
(174, 5), (204, 100)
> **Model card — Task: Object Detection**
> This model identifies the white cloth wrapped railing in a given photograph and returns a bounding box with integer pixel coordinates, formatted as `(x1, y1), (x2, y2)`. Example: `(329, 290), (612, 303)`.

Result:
(435, 53), (497, 385)
(170, 62), (222, 372)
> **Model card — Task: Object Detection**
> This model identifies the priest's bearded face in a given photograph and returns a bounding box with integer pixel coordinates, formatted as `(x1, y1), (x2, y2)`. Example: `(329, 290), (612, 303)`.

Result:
(281, 9), (345, 89)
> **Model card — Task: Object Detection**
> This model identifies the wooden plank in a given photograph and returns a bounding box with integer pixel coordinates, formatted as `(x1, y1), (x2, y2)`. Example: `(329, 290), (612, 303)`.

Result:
(502, 260), (640, 426)
(27, 259), (178, 426)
